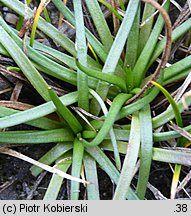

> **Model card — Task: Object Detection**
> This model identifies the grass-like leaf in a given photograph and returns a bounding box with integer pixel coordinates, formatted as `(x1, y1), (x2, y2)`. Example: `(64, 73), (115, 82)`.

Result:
(150, 81), (184, 199)
(100, 141), (191, 166)
(113, 112), (140, 200)
(90, 0), (140, 115)
(124, 7), (140, 69)
(1, 0), (76, 56)
(70, 138), (85, 200)
(43, 8), (51, 23)
(74, 0), (89, 111)
(152, 90), (191, 129)
(76, 60), (127, 92)
(83, 153), (100, 200)
(136, 105), (153, 199)
(31, 142), (73, 176)
(0, 26), (50, 101)
(0, 106), (63, 130)
(138, 1), (156, 55)
(48, 88), (82, 134)
(85, 0), (113, 51)
(119, 85), (160, 119)
(151, 81), (183, 130)
(132, 0), (170, 87)
(0, 17), (78, 86)
(30, 1), (50, 46)
(163, 55), (191, 85)
(98, 0), (123, 21)
(0, 128), (74, 144)
(43, 153), (72, 200)
(0, 92), (79, 129)
(119, 0), (125, 10)
(52, 0), (108, 64)
(90, 89), (121, 170)
(69, 0), (88, 201)
(84, 124), (191, 143)
(149, 17), (191, 67)
(86, 146), (139, 200)
(81, 93), (131, 147)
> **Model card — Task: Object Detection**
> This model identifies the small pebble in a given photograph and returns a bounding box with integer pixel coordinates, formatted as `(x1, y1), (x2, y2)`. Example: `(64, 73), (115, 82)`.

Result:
(5, 13), (18, 25)
(3, 7), (9, 12)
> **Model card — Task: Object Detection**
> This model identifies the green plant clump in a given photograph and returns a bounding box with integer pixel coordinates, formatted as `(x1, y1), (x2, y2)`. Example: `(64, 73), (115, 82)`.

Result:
(0, 0), (191, 200)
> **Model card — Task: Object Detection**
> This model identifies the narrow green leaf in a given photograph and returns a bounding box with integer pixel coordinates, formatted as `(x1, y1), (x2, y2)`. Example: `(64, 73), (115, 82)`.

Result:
(0, 17), (77, 86)
(81, 93), (131, 147)
(85, 146), (139, 200)
(30, 1), (45, 46)
(138, 1), (157, 55)
(43, 8), (51, 23)
(151, 82), (185, 199)
(136, 105), (153, 199)
(153, 148), (191, 166)
(83, 87), (161, 135)
(83, 153), (100, 200)
(98, 0), (123, 21)
(154, 125), (191, 142)
(100, 141), (191, 166)
(119, 86), (160, 119)
(74, 0), (89, 111)
(151, 81), (183, 129)
(52, 0), (126, 83)
(0, 106), (63, 130)
(52, 0), (108, 64)
(84, 124), (191, 143)
(0, 128), (74, 144)
(43, 153), (72, 200)
(70, 0), (87, 201)
(70, 138), (84, 200)
(132, 0), (170, 87)
(149, 18), (191, 68)
(90, 0), (140, 115)
(0, 26), (50, 101)
(16, 16), (24, 31)
(152, 92), (191, 130)
(119, 0), (125, 10)
(163, 68), (191, 86)
(163, 55), (191, 84)
(124, 7), (140, 69)
(85, 0), (113, 51)
(1, 0), (76, 56)
(90, 89), (121, 170)
(113, 112), (140, 200)
(31, 142), (73, 176)
(48, 88), (82, 134)
(0, 91), (78, 130)
(76, 60), (127, 92)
